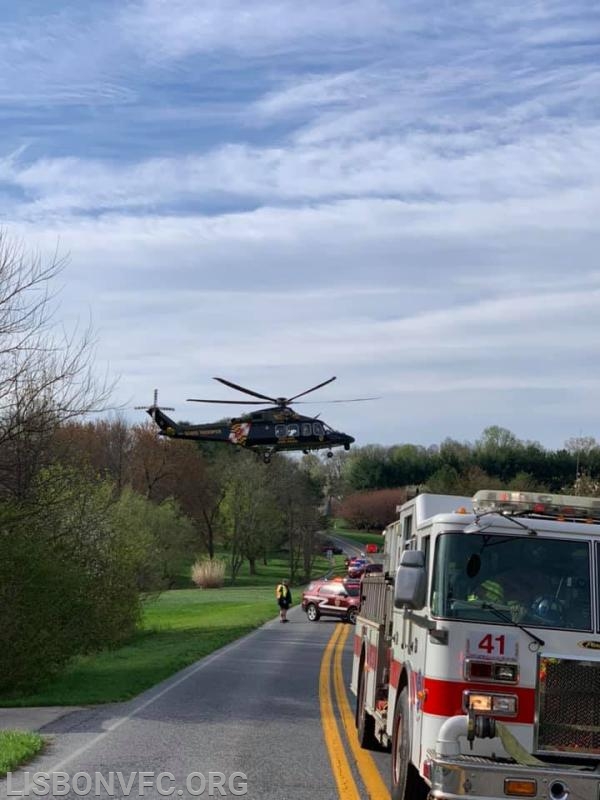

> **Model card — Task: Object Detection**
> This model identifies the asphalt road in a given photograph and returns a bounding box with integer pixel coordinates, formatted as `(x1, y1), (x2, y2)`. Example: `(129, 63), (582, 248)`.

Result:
(1, 607), (392, 800)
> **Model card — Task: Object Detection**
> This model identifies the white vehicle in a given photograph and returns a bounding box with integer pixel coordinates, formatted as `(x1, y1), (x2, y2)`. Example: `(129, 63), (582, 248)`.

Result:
(351, 489), (600, 799)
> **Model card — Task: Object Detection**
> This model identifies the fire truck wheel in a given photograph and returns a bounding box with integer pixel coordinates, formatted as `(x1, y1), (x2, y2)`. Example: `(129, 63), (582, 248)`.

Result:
(391, 687), (422, 800)
(356, 664), (380, 750)
(346, 608), (358, 625)
(305, 603), (320, 622)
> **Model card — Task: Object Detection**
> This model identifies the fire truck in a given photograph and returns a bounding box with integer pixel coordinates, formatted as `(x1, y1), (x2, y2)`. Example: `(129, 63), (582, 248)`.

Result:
(351, 490), (600, 799)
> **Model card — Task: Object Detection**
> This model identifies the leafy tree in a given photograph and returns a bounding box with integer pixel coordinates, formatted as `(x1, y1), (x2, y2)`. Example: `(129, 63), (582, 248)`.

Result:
(110, 489), (195, 590)
(427, 465), (496, 496)
(220, 455), (283, 580)
(388, 444), (435, 486)
(0, 467), (144, 691)
(272, 457), (322, 582)
(438, 437), (474, 473)
(506, 472), (547, 491)
(344, 445), (391, 490)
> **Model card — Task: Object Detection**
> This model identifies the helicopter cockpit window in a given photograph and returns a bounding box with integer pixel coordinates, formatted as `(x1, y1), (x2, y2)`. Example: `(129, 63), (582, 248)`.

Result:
(287, 424), (299, 437)
(301, 423), (312, 436)
(275, 424), (286, 438)
(313, 422), (324, 436)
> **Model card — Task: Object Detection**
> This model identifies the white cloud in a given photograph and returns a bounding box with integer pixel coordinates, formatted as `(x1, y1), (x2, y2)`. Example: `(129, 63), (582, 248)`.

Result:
(120, 0), (405, 60)
(3, 116), (600, 217)
(2, 0), (600, 449)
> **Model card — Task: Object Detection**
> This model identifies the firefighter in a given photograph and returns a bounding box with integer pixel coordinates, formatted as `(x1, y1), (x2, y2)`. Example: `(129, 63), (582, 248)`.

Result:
(477, 579), (504, 603)
(469, 576), (532, 622)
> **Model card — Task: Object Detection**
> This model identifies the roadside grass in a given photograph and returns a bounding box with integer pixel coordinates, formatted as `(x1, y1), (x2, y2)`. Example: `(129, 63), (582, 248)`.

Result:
(0, 731), (44, 777)
(0, 553), (341, 708)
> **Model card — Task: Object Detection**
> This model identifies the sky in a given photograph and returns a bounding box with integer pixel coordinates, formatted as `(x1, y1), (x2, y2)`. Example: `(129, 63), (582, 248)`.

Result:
(2, 0), (600, 451)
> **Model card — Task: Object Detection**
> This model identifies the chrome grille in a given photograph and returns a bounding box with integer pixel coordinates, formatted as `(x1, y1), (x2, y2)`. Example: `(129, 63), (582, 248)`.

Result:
(537, 656), (600, 756)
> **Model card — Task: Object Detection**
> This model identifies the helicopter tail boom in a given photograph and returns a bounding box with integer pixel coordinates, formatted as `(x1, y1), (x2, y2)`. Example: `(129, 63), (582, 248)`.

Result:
(146, 406), (178, 433)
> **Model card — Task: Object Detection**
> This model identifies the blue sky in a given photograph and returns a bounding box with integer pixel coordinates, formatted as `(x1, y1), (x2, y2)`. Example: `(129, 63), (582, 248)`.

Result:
(2, 0), (600, 449)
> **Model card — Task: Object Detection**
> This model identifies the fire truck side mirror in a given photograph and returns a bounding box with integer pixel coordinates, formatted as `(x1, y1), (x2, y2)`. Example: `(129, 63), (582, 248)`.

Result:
(394, 550), (426, 610)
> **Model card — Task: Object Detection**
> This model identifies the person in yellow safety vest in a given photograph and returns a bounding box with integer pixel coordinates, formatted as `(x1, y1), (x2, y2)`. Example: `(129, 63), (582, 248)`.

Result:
(469, 579), (504, 603)
(276, 579), (292, 623)
(469, 578), (527, 622)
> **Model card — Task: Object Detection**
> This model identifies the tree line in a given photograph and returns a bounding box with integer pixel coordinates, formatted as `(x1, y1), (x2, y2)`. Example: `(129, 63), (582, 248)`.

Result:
(340, 428), (599, 496)
(330, 429), (600, 531)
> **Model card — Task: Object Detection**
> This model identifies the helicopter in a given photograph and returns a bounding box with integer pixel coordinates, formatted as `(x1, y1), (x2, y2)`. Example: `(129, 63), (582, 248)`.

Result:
(140, 377), (371, 463)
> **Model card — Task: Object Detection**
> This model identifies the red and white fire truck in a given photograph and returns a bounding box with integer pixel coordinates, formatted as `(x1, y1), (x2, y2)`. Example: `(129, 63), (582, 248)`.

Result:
(351, 490), (600, 799)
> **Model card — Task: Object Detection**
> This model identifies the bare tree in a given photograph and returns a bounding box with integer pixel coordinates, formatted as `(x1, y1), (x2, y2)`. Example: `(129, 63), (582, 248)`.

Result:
(0, 231), (113, 497)
(129, 423), (175, 500)
(565, 436), (598, 480)
(51, 415), (132, 492)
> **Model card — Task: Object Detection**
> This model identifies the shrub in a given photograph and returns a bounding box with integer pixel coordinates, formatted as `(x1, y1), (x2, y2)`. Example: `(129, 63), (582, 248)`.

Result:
(191, 558), (226, 588)
(0, 508), (83, 691)
(0, 467), (142, 692)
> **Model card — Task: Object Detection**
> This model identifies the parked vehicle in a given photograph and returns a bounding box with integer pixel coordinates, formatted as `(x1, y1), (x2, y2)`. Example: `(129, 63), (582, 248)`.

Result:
(352, 489), (600, 799)
(350, 561), (383, 578)
(320, 542), (344, 555)
(360, 562), (383, 578)
(349, 562), (379, 579)
(302, 579), (360, 624)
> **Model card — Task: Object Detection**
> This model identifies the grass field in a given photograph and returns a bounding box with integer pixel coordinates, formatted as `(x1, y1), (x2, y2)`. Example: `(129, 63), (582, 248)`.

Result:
(0, 553), (342, 708)
(173, 548), (335, 588)
(0, 731), (44, 777)
(331, 520), (385, 549)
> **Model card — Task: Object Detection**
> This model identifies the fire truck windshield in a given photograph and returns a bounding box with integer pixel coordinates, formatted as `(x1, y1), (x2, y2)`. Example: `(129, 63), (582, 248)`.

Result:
(431, 533), (592, 630)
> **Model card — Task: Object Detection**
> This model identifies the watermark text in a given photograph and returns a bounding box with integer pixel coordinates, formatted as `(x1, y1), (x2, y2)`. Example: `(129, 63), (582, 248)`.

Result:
(5, 771), (248, 797)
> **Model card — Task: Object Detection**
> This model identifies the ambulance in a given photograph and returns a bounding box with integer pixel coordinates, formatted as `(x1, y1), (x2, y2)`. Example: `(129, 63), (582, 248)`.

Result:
(351, 489), (600, 799)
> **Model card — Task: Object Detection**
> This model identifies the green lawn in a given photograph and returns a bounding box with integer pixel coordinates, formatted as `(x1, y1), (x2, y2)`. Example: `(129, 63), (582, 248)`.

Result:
(0, 731), (44, 777)
(0, 553), (342, 708)
(331, 521), (385, 549)
(173, 550), (335, 588)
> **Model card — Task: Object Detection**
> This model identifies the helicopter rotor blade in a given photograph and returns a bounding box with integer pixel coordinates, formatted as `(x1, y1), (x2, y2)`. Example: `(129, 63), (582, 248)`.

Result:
(213, 377), (277, 404)
(187, 398), (267, 405)
(293, 396), (380, 404)
(287, 376), (337, 403)
(134, 406), (175, 410)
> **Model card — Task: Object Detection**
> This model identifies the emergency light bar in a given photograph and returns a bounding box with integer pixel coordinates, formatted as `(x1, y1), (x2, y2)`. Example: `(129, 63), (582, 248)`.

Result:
(473, 489), (600, 521)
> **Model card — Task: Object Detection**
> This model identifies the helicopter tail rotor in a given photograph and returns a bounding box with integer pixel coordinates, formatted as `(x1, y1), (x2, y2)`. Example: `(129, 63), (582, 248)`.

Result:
(135, 389), (174, 423)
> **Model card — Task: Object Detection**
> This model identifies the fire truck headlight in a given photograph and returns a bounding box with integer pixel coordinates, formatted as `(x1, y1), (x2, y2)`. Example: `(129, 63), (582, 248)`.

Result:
(463, 691), (518, 716)
(494, 663), (518, 682)
(465, 693), (492, 712)
(464, 659), (519, 684)
(492, 695), (518, 715)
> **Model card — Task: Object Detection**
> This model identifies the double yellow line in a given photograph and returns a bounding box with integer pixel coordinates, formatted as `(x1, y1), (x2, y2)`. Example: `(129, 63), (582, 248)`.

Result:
(319, 625), (391, 799)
